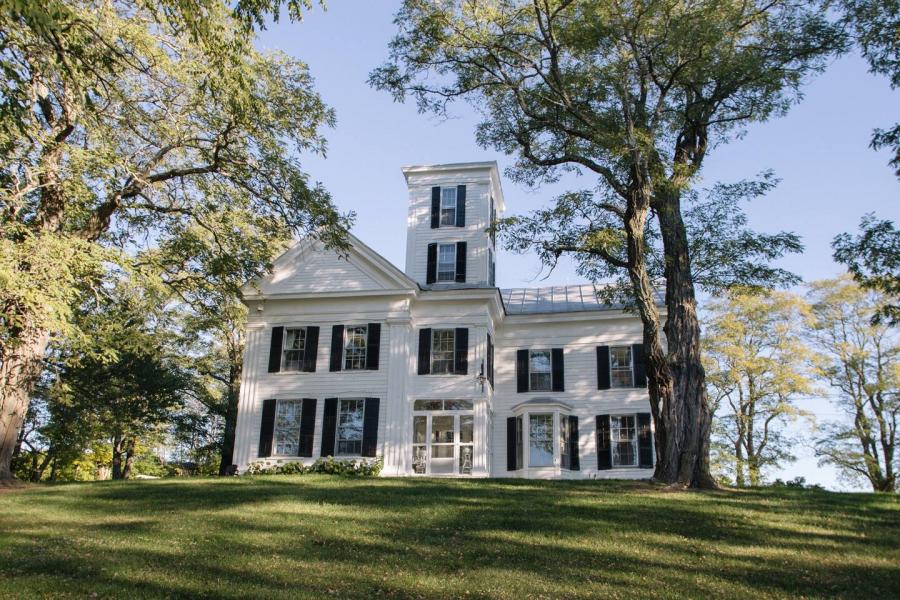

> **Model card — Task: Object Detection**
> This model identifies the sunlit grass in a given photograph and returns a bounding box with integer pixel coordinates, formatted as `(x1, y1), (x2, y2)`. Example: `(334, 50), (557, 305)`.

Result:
(0, 476), (897, 599)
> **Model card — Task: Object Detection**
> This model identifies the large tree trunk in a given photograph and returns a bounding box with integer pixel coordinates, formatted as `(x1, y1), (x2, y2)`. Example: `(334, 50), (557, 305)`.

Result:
(652, 191), (716, 489)
(121, 438), (136, 480)
(0, 329), (50, 480)
(111, 433), (124, 480)
(218, 357), (242, 476)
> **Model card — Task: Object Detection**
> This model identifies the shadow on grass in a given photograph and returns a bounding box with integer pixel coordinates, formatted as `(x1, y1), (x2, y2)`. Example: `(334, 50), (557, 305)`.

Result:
(0, 477), (897, 599)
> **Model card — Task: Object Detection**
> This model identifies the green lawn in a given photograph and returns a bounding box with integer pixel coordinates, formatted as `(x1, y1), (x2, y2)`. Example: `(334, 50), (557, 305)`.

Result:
(0, 477), (897, 599)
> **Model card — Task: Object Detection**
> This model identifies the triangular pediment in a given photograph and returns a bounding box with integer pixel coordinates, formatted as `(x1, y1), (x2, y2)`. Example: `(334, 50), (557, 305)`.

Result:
(243, 233), (418, 298)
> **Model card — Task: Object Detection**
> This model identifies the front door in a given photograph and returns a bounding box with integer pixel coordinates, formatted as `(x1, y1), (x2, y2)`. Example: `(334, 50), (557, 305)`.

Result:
(412, 400), (474, 475)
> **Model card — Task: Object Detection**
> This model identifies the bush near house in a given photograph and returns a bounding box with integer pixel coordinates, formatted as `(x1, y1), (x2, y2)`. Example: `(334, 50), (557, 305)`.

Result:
(0, 477), (897, 599)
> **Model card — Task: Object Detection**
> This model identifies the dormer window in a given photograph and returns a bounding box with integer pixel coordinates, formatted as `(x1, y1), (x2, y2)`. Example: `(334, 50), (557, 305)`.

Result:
(440, 187), (457, 226)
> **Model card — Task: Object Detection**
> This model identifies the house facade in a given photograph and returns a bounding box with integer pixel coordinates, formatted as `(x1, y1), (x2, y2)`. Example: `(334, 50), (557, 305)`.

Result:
(232, 161), (657, 478)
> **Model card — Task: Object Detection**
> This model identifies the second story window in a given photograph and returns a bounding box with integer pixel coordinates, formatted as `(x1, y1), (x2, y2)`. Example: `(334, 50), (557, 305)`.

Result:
(529, 350), (552, 391)
(610, 346), (634, 388)
(431, 329), (455, 374)
(437, 243), (457, 282)
(440, 187), (457, 226)
(282, 327), (306, 371)
(344, 325), (368, 370)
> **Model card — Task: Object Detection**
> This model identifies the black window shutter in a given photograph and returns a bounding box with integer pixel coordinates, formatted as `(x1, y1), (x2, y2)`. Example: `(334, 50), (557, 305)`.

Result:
(487, 333), (494, 387)
(596, 415), (612, 470)
(516, 349), (529, 393)
(551, 348), (565, 392)
(426, 243), (437, 284)
(454, 327), (468, 375)
(320, 398), (338, 457)
(329, 325), (344, 372)
(258, 399), (276, 457)
(431, 186), (440, 228)
(506, 417), (517, 471)
(569, 415), (580, 470)
(456, 184), (466, 227)
(455, 241), (467, 283)
(366, 323), (381, 370)
(417, 328), (432, 375)
(632, 343), (647, 387)
(302, 326), (319, 372)
(298, 398), (317, 457)
(362, 398), (380, 457)
(597, 346), (611, 390)
(268, 327), (284, 373)
(638, 413), (653, 468)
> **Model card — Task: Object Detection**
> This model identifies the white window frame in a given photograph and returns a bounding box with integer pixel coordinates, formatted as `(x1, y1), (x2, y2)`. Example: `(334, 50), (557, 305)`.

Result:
(281, 327), (307, 372)
(527, 412), (554, 467)
(272, 399), (304, 456)
(529, 349), (552, 392)
(343, 325), (368, 371)
(439, 187), (457, 227)
(430, 328), (456, 375)
(610, 414), (639, 467)
(609, 346), (634, 388)
(335, 398), (365, 456)
(436, 243), (457, 282)
(411, 399), (475, 476)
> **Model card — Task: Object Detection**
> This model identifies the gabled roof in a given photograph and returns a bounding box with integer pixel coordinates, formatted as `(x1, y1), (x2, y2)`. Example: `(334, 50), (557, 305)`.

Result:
(501, 284), (664, 315)
(241, 233), (419, 300)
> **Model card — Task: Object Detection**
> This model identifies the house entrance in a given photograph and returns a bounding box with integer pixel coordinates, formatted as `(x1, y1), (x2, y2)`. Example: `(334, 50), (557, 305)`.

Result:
(412, 400), (474, 475)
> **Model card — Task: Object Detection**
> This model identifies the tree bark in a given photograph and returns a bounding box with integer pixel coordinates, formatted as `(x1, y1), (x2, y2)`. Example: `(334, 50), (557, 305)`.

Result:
(111, 433), (124, 480)
(0, 329), (50, 480)
(652, 190), (716, 488)
(218, 356), (242, 476)
(121, 438), (136, 480)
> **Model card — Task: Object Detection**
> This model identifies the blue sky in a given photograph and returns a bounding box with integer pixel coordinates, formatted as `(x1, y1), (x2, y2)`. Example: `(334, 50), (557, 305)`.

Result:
(257, 2), (898, 490)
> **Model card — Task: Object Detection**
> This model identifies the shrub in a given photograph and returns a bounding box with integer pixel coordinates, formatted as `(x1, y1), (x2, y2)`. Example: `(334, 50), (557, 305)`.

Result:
(244, 456), (383, 477)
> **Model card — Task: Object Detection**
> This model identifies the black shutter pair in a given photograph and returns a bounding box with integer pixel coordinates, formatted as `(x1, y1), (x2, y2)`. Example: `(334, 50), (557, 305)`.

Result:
(267, 326), (320, 373)
(425, 242), (467, 284)
(417, 328), (468, 375)
(515, 349), (565, 393)
(257, 398), (317, 458)
(596, 343), (646, 389)
(329, 324), (381, 371)
(430, 185), (466, 228)
(320, 397), (380, 457)
(596, 413), (653, 469)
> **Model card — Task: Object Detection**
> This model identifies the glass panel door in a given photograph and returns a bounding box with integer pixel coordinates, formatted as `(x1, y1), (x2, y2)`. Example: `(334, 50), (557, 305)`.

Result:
(411, 403), (475, 475)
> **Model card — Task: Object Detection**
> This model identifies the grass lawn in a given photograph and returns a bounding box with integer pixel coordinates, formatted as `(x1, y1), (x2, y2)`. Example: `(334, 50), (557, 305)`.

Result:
(0, 476), (897, 599)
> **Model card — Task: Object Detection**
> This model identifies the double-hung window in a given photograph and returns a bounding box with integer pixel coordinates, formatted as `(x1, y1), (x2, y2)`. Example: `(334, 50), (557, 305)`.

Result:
(611, 415), (638, 467)
(529, 350), (552, 391)
(344, 325), (368, 370)
(528, 413), (554, 467)
(437, 244), (457, 282)
(431, 329), (455, 374)
(440, 187), (457, 226)
(610, 346), (634, 388)
(282, 328), (306, 372)
(273, 399), (303, 456)
(336, 399), (365, 455)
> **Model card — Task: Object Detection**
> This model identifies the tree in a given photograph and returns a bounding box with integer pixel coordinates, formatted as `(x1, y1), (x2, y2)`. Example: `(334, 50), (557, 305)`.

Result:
(0, 0), (350, 479)
(832, 214), (900, 325)
(807, 277), (898, 492)
(703, 289), (814, 487)
(835, 0), (900, 176)
(371, 0), (844, 486)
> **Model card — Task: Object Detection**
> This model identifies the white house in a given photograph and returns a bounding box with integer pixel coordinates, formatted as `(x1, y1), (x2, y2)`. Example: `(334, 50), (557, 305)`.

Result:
(232, 161), (657, 478)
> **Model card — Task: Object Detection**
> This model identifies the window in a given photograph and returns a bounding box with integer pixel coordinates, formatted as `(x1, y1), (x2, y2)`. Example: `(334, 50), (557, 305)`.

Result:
(273, 399), (303, 456)
(529, 350), (552, 391)
(489, 196), (497, 246)
(282, 328), (306, 372)
(560, 415), (571, 470)
(431, 329), (455, 374)
(610, 346), (634, 388)
(412, 400), (475, 475)
(440, 187), (457, 226)
(611, 415), (638, 467)
(529, 413), (554, 467)
(413, 399), (474, 411)
(336, 399), (364, 455)
(344, 325), (368, 370)
(437, 244), (456, 282)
